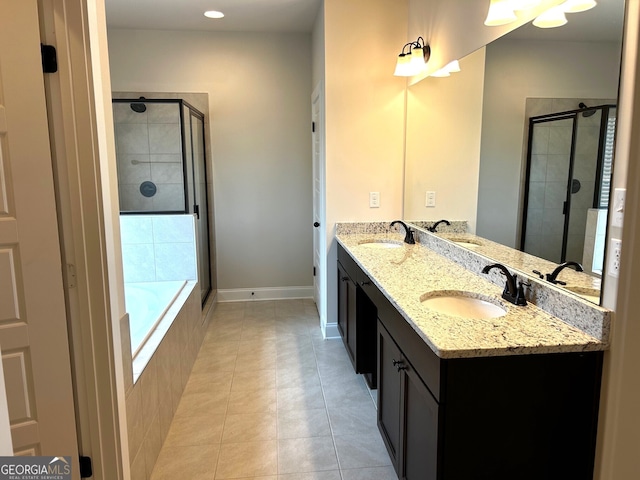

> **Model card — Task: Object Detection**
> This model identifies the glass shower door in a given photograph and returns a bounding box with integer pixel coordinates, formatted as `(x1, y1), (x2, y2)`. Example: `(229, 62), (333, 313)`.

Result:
(522, 115), (574, 263)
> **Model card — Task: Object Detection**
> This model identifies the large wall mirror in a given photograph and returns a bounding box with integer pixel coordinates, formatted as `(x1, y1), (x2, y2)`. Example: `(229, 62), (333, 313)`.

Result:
(404, 0), (625, 306)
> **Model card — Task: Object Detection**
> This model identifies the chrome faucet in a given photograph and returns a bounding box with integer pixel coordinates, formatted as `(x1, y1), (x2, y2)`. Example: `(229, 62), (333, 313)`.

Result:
(427, 219), (451, 233)
(390, 220), (415, 244)
(545, 261), (584, 285)
(481, 263), (529, 306)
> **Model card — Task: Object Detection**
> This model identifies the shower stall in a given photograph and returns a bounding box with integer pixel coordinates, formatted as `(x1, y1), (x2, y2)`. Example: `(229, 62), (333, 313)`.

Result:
(113, 97), (213, 356)
(520, 104), (616, 272)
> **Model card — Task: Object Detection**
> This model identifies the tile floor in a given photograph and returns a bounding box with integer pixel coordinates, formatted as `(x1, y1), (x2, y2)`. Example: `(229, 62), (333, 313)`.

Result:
(149, 299), (397, 480)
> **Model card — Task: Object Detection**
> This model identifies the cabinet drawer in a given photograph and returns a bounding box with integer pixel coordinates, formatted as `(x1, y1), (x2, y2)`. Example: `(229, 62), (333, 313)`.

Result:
(338, 243), (364, 284)
(364, 277), (442, 401)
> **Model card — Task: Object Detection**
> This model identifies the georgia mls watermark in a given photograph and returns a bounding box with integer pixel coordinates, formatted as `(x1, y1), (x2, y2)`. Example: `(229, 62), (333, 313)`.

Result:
(0, 457), (71, 480)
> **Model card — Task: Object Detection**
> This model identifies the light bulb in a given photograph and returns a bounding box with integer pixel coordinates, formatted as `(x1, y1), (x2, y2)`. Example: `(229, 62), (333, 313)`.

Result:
(533, 6), (568, 28)
(485, 0), (517, 26)
(562, 0), (597, 13)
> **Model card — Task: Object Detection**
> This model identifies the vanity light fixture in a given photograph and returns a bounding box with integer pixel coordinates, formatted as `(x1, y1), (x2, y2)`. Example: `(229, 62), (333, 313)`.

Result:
(204, 10), (224, 19)
(532, 5), (568, 27)
(394, 37), (431, 77)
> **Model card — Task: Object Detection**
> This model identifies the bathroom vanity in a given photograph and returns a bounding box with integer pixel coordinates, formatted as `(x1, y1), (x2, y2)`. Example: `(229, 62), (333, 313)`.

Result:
(336, 227), (608, 480)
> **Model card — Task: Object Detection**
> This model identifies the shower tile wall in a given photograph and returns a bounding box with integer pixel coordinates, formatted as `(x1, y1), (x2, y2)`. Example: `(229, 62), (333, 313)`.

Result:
(526, 118), (572, 263)
(121, 215), (197, 282)
(113, 102), (185, 212)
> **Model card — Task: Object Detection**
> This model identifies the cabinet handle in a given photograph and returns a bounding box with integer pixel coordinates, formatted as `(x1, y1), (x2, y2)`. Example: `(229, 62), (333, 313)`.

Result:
(341, 276), (349, 282)
(360, 280), (371, 286)
(392, 359), (407, 371)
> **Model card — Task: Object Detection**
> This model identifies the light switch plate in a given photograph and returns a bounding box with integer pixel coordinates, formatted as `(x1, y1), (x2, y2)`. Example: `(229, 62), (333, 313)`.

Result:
(369, 191), (380, 208)
(612, 188), (626, 228)
(426, 191), (436, 207)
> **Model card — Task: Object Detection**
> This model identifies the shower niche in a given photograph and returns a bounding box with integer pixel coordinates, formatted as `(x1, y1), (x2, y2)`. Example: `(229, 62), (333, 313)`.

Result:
(112, 97), (213, 304)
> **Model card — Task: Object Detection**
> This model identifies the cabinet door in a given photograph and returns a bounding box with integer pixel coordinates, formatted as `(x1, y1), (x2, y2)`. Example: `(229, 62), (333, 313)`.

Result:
(402, 365), (440, 480)
(337, 262), (356, 363)
(378, 321), (403, 470)
(337, 263), (349, 342)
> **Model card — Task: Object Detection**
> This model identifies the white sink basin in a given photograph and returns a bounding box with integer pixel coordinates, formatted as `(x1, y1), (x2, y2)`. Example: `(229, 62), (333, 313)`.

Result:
(358, 241), (402, 249)
(421, 291), (507, 319)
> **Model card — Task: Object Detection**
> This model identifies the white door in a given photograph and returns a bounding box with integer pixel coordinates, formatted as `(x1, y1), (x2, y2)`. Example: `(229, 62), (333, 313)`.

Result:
(312, 84), (326, 327)
(0, 0), (80, 468)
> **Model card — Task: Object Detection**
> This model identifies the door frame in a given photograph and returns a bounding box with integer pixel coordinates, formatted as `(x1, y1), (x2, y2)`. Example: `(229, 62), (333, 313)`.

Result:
(38, 1), (129, 478)
(312, 82), (328, 335)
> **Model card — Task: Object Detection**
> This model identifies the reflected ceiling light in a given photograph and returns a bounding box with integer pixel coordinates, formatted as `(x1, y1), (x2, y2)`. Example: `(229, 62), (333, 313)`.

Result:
(510, 0), (541, 10)
(445, 60), (461, 73)
(484, 0), (517, 26)
(394, 37), (431, 77)
(562, 0), (597, 13)
(204, 10), (224, 19)
(533, 6), (568, 27)
(430, 60), (461, 78)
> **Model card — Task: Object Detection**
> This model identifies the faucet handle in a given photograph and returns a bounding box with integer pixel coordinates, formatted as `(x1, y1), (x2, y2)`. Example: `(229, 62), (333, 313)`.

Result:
(515, 280), (530, 306)
(532, 270), (544, 279)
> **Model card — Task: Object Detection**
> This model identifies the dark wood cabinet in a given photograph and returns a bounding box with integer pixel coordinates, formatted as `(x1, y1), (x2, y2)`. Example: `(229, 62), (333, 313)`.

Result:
(337, 246), (377, 387)
(337, 242), (604, 480)
(378, 321), (439, 479)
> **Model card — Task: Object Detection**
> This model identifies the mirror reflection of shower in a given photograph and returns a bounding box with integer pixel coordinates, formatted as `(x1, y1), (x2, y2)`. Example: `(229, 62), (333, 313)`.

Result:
(521, 101), (616, 276)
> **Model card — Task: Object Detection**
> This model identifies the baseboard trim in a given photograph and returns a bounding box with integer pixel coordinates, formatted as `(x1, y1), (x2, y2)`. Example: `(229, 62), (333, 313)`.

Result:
(324, 322), (340, 339)
(217, 286), (314, 303)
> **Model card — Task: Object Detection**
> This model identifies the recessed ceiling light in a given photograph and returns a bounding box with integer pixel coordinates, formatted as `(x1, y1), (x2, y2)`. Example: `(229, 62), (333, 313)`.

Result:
(204, 10), (224, 19)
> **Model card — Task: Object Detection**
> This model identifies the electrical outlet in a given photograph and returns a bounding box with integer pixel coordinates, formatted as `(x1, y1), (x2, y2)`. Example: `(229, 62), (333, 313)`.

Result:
(369, 192), (380, 208)
(426, 191), (436, 207)
(608, 238), (622, 278)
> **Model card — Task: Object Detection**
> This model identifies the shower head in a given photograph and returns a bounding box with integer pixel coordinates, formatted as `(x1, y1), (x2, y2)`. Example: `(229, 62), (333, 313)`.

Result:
(579, 102), (596, 118)
(130, 102), (147, 113)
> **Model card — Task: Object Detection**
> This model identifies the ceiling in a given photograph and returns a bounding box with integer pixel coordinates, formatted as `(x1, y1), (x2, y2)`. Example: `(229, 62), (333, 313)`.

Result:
(105, 0), (323, 33)
(508, 0), (625, 43)
(104, 0), (624, 40)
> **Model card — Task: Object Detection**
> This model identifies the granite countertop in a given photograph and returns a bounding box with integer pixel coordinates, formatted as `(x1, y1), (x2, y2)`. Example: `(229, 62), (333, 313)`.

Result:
(336, 232), (607, 359)
(435, 231), (602, 298)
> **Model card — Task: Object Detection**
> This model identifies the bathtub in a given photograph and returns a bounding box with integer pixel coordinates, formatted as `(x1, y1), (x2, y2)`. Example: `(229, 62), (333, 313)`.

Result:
(125, 280), (188, 358)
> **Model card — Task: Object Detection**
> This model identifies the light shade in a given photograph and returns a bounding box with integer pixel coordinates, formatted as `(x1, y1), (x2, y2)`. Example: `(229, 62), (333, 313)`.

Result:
(510, 0), (541, 10)
(409, 46), (427, 71)
(394, 54), (413, 77)
(445, 60), (461, 73)
(562, 0), (597, 13)
(430, 68), (451, 78)
(533, 6), (568, 28)
(484, 0), (517, 26)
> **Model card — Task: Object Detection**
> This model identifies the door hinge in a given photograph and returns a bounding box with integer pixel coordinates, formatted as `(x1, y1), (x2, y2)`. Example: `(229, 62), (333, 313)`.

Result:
(313, 266), (317, 277)
(79, 456), (93, 478)
(66, 263), (77, 289)
(312, 121), (315, 133)
(41, 44), (58, 73)
(194, 204), (200, 219)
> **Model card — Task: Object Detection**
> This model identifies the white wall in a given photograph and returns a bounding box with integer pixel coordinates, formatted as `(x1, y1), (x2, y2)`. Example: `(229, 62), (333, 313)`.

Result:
(322, 0), (408, 330)
(404, 47), (485, 231)
(477, 39), (621, 247)
(107, 29), (313, 293)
